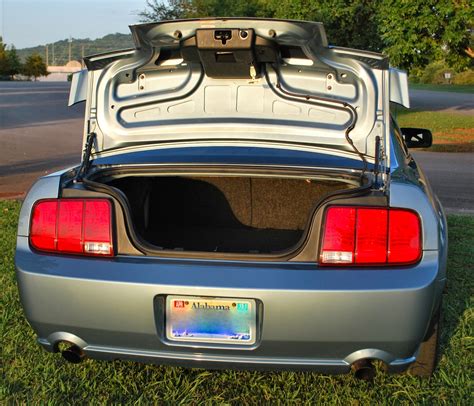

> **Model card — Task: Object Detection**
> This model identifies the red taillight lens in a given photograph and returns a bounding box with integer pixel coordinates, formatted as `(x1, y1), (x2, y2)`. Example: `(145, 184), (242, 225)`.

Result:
(57, 200), (83, 253)
(30, 200), (58, 251)
(355, 208), (388, 264)
(319, 207), (356, 264)
(83, 200), (114, 255)
(320, 206), (421, 266)
(30, 199), (113, 256)
(388, 209), (421, 264)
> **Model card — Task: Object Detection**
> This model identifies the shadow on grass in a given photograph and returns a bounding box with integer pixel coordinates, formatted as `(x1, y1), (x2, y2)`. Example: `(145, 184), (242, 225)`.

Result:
(413, 144), (474, 153)
(438, 216), (474, 356)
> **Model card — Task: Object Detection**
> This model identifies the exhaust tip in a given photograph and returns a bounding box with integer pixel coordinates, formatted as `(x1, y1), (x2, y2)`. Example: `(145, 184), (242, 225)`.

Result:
(351, 359), (375, 381)
(61, 344), (85, 364)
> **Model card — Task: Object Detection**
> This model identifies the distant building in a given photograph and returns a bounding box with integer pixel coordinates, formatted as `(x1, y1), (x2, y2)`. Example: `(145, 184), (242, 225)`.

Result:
(41, 60), (82, 81)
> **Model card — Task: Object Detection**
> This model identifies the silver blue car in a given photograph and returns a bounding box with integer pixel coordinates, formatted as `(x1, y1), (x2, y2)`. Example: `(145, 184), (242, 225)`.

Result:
(15, 19), (447, 380)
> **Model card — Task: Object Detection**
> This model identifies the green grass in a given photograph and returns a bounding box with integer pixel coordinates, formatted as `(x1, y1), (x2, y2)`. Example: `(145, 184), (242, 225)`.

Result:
(409, 83), (474, 94)
(394, 109), (474, 152)
(395, 110), (474, 132)
(2, 200), (473, 404)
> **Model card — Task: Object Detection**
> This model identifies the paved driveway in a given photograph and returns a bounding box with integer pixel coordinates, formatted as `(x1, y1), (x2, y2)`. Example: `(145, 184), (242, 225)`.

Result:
(0, 82), (83, 197)
(0, 82), (473, 213)
(409, 89), (474, 115)
(413, 152), (474, 214)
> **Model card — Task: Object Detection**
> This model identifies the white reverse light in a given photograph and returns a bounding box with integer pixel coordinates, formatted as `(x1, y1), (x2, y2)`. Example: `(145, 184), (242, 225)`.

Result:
(321, 251), (353, 264)
(84, 242), (112, 255)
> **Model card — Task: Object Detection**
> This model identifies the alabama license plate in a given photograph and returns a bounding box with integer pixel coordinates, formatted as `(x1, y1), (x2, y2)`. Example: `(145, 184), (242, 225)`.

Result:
(166, 296), (257, 345)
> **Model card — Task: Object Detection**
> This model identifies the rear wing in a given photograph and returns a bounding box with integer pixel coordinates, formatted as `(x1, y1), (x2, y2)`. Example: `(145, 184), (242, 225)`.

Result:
(389, 68), (410, 108)
(68, 69), (88, 106)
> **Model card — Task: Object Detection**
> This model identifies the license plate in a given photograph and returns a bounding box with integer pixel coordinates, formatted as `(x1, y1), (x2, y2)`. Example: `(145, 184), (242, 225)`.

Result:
(166, 296), (256, 345)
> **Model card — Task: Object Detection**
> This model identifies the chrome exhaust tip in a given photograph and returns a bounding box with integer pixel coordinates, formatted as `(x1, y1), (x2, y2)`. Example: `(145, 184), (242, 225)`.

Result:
(61, 344), (85, 364)
(351, 359), (375, 381)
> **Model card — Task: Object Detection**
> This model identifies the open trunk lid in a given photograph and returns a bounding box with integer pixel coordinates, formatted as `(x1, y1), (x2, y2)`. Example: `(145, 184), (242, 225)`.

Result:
(71, 18), (397, 168)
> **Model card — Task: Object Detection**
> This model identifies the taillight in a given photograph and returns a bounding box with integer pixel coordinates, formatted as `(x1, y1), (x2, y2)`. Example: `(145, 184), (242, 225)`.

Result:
(30, 199), (114, 256)
(320, 206), (421, 266)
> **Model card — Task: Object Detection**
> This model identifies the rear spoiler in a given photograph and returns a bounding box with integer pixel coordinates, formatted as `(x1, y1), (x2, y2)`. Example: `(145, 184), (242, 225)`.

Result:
(69, 49), (135, 106)
(389, 68), (410, 108)
(68, 69), (88, 106)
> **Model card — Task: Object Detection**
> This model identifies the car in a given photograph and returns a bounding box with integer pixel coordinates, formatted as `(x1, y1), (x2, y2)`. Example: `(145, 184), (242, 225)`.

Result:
(15, 18), (447, 380)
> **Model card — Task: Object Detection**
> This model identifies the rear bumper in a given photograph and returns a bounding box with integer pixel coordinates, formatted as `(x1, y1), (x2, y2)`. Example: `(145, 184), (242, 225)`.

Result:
(15, 237), (444, 373)
(37, 337), (416, 374)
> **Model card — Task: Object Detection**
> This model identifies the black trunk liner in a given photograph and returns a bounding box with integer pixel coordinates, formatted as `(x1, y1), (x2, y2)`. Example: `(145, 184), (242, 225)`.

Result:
(144, 226), (302, 253)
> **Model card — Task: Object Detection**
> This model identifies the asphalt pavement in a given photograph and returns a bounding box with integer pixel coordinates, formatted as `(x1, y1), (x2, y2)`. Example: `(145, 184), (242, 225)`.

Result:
(0, 81), (472, 213)
(412, 152), (474, 214)
(410, 89), (474, 115)
(0, 82), (83, 197)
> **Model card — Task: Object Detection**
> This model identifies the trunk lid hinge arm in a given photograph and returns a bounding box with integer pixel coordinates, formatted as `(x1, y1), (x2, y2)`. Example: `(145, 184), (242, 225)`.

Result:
(74, 132), (96, 182)
(373, 135), (387, 191)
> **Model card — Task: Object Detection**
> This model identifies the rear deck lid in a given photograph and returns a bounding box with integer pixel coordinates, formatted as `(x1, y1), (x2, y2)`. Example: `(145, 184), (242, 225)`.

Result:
(74, 18), (395, 165)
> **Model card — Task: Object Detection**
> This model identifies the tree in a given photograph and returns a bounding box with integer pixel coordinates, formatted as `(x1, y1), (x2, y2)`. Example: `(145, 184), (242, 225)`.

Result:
(1, 39), (23, 79)
(5, 46), (22, 79)
(191, 0), (264, 18)
(377, 0), (473, 71)
(138, 0), (268, 21)
(138, 0), (195, 21)
(269, 0), (384, 51)
(138, 0), (473, 71)
(139, 0), (383, 50)
(22, 54), (49, 81)
(0, 36), (9, 78)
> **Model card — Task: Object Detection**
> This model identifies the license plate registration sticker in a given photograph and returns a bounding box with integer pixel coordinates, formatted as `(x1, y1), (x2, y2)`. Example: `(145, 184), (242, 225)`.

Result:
(166, 296), (256, 345)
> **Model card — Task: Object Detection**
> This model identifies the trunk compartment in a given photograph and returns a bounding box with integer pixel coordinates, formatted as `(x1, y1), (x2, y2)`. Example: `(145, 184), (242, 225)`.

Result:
(105, 174), (354, 255)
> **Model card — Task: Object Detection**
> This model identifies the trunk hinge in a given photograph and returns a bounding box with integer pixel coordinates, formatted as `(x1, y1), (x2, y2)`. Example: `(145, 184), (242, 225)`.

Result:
(373, 135), (387, 190)
(74, 132), (96, 182)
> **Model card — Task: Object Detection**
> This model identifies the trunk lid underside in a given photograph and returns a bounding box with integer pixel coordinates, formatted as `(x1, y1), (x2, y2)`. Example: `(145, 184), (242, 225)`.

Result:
(79, 19), (391, 165)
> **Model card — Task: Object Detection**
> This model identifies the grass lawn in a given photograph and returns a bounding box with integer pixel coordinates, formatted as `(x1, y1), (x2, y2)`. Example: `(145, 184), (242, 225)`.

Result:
(409, 83), (474, 94)
(394, 109), (474, 152)
(1, 200), (473, 403)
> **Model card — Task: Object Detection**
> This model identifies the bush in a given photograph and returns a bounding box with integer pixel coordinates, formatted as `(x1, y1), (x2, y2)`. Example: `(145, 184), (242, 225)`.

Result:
(453, 70), (474, 85)
(21, 53), (48, 81)
(419, 61), (453, 84)
(408, 67), (423, 83)
(408, 61), (474, 85)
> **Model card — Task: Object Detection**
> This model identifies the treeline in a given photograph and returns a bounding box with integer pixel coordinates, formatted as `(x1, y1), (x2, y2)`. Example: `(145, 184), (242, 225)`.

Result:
(0, 41), (21, 79)
(0, 39), (48, 80)
(16, 33), (133, 66)
(4, 1), (473, 81)
(140, 0), (473, 73)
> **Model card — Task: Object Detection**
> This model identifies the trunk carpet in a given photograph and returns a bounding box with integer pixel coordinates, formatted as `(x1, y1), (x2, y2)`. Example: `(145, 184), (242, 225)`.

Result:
(109, 175), (349, 253)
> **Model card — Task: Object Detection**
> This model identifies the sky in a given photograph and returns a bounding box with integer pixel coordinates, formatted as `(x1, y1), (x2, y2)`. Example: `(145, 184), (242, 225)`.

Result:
(1, 0), (146, 48)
